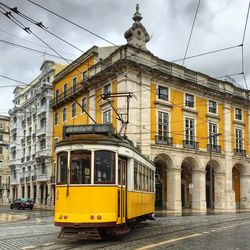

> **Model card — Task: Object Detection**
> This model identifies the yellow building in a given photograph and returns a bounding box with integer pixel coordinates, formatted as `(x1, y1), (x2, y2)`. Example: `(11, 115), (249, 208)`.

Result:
(51, 6), (250, 214)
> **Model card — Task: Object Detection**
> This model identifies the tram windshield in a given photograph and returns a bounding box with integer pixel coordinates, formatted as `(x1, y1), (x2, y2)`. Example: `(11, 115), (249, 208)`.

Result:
(70, 150), (91, 184)
(57, 152), (68, 184)
(94, 150), (115, 184)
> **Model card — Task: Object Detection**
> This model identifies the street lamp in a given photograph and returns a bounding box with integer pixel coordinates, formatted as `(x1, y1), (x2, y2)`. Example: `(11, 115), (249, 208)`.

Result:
(208, 121), (221, 210)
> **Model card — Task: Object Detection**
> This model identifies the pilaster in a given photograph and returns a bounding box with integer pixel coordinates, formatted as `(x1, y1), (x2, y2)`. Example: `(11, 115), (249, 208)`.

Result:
(166, 168), (182, 214)
(191, 170), (206, 213)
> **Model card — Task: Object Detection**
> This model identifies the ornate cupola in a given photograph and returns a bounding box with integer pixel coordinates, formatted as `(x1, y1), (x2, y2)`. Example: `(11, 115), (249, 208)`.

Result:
(124, 4), (150, 50)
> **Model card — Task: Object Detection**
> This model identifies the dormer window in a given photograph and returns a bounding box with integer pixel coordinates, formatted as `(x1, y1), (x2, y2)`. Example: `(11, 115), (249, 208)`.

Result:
(103, 83), (111, 98)
(208, 100), (217, 114)
(185, 94), (194, 108)
(158, 86), (168, 101)
(235, 108), (242, 120)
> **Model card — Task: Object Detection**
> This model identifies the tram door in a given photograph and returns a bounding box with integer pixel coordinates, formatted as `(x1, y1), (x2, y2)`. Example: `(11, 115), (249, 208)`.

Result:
(117, 158), (127, 224)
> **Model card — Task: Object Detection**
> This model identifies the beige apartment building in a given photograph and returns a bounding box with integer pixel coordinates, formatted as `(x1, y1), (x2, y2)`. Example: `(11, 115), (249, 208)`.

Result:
(0, 115), (10, 204)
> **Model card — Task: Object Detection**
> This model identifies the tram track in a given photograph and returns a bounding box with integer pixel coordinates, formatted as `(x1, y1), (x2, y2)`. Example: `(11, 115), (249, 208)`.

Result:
(90, 215), (250, 250)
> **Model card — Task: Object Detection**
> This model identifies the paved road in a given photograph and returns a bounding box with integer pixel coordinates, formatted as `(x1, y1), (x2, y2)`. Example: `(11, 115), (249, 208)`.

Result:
(1, 206), (250, 249)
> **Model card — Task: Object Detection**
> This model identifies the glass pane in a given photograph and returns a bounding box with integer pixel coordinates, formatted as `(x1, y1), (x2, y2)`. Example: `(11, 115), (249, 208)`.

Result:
(70, 150), (91, 184)
(57, 152), (68, 184)
(94, 150), (115, 184)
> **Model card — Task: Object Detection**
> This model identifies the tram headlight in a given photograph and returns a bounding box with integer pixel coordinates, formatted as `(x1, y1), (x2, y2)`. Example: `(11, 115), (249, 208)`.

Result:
(97, 215), (102, 220)
(90, 215), (95, 220)
(59, 215), (63, 219)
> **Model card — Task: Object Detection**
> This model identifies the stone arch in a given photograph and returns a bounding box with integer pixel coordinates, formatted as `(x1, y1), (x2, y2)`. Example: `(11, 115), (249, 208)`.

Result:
(154, 153), (175, 209)
(205, 158), (224, 210)
(232, 162), (249, 209)
(181, 156), (205, 211)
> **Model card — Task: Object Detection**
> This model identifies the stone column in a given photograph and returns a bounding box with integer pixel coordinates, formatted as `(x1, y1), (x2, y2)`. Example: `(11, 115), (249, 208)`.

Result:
(166, 168), (182, 214)
(17, 184), (22, 199)
(191, 170), (206, 214)
(240, 174), (250, 209)
(36, 183), (41, 205)
(223, 103), (236, 211)
(30, 184), (34, 202)
(214, 172), (225, 211)
(43, 184), (47, 205)
(47, 184), (51, 206)
(9, 186), (13, 202)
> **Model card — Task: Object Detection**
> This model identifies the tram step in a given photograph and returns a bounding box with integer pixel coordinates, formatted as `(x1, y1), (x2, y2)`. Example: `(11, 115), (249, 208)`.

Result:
(111, 225), (130, 236)
(58, 227), (101, 240)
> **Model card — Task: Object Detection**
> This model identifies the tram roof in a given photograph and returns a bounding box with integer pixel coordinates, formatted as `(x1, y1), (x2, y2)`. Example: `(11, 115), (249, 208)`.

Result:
(56, 134), (153, 165)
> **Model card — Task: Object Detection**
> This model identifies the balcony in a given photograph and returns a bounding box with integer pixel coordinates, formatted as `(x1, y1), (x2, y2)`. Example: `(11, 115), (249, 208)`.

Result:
(37, 174), (49, 182)
(155, 135), (173, 146)
(36, 126), (46, 137)
(26, 156), (31, 162)
(207, 144), (221, 154)
(21, 157), (25, 163)
(37, 104), (47, 115)
(10, 178), (17, 185)
(27, 135), (31, 143)
(35, 149), (51, 159)
(21, 120), (26, 127)
(31, 175), (37, 181)
(26, 176), (31, 182)
(50, 81), (87, 108)
(32, 133), (36, 141)
(9, 158), (20, 166)
(183, 140), (199, 150)
(50, 176), (56, 184)
(234, 148), (246, 157)
(32, 154), (35, 160)
(20, 177), (25, 183)
(27, 116), (32, 124)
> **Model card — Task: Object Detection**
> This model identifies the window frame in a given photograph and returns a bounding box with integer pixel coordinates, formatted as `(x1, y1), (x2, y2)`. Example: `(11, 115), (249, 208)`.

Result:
(56, 151), (68, 185)
(94, 150), (116, 184)
(81, 97), (87, 114)
(185, 117), (195, 142)
(71, 103), (76, 118)
(208, 100), (217, 114)
(54, 112), (58, 126)
(158, 111), (169, 141)
(63, 84), (68, 99)
(235, 107), (242, 121)
(103, 83), (111, 97)
(103, 109), (111, 124)
(235, 128), (244, 150)
(158, 86), (169, 101)
(70, 150), (91, 185)
(72, 77), (77, 94)
(62, 107), (67, 122)
(185, 93), (195, 108)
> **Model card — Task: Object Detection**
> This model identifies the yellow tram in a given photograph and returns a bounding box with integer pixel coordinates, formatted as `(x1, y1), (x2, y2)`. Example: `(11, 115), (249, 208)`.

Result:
(54, 124), (155, 239)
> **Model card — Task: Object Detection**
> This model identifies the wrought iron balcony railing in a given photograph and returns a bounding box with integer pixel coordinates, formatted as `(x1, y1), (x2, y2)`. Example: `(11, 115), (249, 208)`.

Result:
(183, 140), (199, 150)
(234, 148), (246, 157)
(207, 144), (221, 153)
(155, 135), (173, 146)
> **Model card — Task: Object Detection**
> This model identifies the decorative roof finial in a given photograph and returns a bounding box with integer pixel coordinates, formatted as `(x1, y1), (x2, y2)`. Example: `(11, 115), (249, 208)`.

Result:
(133, 4), (142, 22)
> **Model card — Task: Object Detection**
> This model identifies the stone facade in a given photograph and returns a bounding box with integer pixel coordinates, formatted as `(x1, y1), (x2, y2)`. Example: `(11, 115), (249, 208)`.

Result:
(9, 61), (65, 207)
(0, 115), (10, 204)
(51, 5), (250, 215)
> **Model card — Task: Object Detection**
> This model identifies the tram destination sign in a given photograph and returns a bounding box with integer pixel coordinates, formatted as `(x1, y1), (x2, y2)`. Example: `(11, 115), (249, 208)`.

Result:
(63, 124), (115, 137)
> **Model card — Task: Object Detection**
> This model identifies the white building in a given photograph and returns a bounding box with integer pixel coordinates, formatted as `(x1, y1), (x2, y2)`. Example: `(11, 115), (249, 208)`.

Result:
(0, 115), (10, 204)
(9, 60), (66, 207)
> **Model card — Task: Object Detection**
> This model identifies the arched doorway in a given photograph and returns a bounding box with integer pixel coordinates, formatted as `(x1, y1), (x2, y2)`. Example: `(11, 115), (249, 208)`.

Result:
(232, 163), (247, 209)
(205, 159), (223, 210)
(154, 153), (174, 210)
(181, 157), (199, 210)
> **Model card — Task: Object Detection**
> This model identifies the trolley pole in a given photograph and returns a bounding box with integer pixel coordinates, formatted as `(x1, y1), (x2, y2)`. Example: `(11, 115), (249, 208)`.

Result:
(208, 121), (221, 210)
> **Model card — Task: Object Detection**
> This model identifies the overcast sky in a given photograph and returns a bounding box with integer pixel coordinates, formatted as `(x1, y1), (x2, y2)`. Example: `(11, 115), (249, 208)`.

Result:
(0, 0), (249, 116)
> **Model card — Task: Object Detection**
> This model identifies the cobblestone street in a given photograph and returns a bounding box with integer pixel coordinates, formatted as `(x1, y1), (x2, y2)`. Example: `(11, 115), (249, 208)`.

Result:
(1, 206), (250, 249)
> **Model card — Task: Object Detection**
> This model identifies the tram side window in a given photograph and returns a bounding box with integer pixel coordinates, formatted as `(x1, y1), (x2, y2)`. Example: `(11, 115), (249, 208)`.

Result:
(71, 150), (91, 184)
(94, 150), (115, 184)
(57, 152), (68, 184)
(134, 161), (138, 190)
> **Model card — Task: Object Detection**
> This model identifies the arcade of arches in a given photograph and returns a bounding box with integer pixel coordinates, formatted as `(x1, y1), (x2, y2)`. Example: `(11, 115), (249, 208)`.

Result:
(154, 153), (250, 214)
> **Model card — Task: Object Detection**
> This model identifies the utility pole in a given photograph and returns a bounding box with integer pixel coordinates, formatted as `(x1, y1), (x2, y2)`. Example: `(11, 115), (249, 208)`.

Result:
(208, 120), (221, 210)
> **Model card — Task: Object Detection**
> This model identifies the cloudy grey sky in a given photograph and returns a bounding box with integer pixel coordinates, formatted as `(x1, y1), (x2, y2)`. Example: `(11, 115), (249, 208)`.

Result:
(0, 0), (249, 116)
